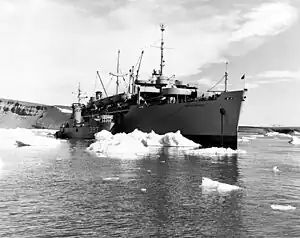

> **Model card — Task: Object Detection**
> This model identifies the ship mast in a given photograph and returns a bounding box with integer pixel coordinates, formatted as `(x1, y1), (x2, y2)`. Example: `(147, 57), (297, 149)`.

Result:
(109, 50), (128, 95)
(159, 24), (165, 76)
(116, 50), (120, 94)
(74, 82), (87, 104)
(129, 65), (135, 94)
(225, 62), (228, 92)
(77, 82), (82, 103)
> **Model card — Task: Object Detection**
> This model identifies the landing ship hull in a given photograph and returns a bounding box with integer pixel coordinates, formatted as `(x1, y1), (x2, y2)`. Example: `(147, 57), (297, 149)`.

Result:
(118, 90), (246, 149)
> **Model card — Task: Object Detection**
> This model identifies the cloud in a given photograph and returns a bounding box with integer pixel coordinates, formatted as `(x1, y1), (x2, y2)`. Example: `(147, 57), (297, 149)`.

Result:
(259, 78), (290, 83)
(245, 69), (300, 89)
(245, 83), (260, 89)
(231, 1), (298, 41)
(257, 70), (300, 79)
(257, 78), (292, 85)
(197, 77), (214, 86)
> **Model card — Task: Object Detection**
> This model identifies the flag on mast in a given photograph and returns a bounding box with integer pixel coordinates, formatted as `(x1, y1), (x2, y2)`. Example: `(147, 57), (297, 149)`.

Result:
(241, 74), (246, 89)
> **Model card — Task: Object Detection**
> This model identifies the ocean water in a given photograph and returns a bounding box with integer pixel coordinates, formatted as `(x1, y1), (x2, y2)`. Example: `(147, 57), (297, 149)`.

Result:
(0, 129), (300, 237)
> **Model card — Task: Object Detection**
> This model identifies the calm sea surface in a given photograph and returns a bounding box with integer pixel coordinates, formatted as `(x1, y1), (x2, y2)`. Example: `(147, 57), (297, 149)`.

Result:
(0, 132), (300, 237)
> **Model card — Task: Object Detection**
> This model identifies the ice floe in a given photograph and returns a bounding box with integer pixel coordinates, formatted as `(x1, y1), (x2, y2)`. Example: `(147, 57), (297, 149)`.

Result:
(200, 177), (241, 193)
(88, 131), (150, 159)
(238, 134), (264, 142)
(15, 140), (31, 147)
(102, 177), (120, 182)
(265, 132), (279, 137)
(266, 132), (292, 138)
(185, 147), (246, 157)
(271, 204), (296, 211)
(272, 166), (280, 173)
(31, 129), (57, 137)
(88, 129), (200, 159)
(56, 156), (62, 161)
(87, 129), (245, 159)
(238, 137), (251, 143)
(288, 136), (300, 145)
(250, 134), (264, 138)
(0, 128), (60, 149)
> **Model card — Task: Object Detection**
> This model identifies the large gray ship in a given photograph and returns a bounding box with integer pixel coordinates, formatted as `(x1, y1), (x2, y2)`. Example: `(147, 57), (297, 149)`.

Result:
(56, 24), (247, 149)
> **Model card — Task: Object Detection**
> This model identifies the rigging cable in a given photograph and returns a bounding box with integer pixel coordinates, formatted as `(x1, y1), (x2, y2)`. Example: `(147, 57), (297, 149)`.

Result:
(106, 75), (114, 90)
(207, 75), (225, 92)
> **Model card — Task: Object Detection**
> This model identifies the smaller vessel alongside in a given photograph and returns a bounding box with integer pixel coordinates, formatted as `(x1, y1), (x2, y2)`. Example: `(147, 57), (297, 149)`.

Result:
(55, 84), (114, 139)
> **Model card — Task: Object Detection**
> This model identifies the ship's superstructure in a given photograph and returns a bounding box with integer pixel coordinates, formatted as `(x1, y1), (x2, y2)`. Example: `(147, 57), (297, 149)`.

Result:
(55, 83), (114, 139)
(56, 24), (247, 148)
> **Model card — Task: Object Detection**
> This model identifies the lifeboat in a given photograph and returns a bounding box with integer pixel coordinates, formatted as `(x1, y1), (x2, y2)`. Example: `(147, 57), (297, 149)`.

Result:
(140, 87), (160, 93)
(162, 88), (191, 96)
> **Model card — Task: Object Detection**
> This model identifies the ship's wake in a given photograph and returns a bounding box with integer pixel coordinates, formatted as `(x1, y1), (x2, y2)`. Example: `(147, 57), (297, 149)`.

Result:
(87, 129), (245, 159)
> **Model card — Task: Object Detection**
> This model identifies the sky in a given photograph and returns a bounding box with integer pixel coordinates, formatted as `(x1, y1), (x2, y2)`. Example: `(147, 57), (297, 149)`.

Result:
(0, 0), (300, 126)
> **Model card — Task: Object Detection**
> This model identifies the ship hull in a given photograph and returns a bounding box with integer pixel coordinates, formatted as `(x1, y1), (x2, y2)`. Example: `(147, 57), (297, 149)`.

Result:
(55, 122), (114, 139)
(120, 90), (246, 149)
